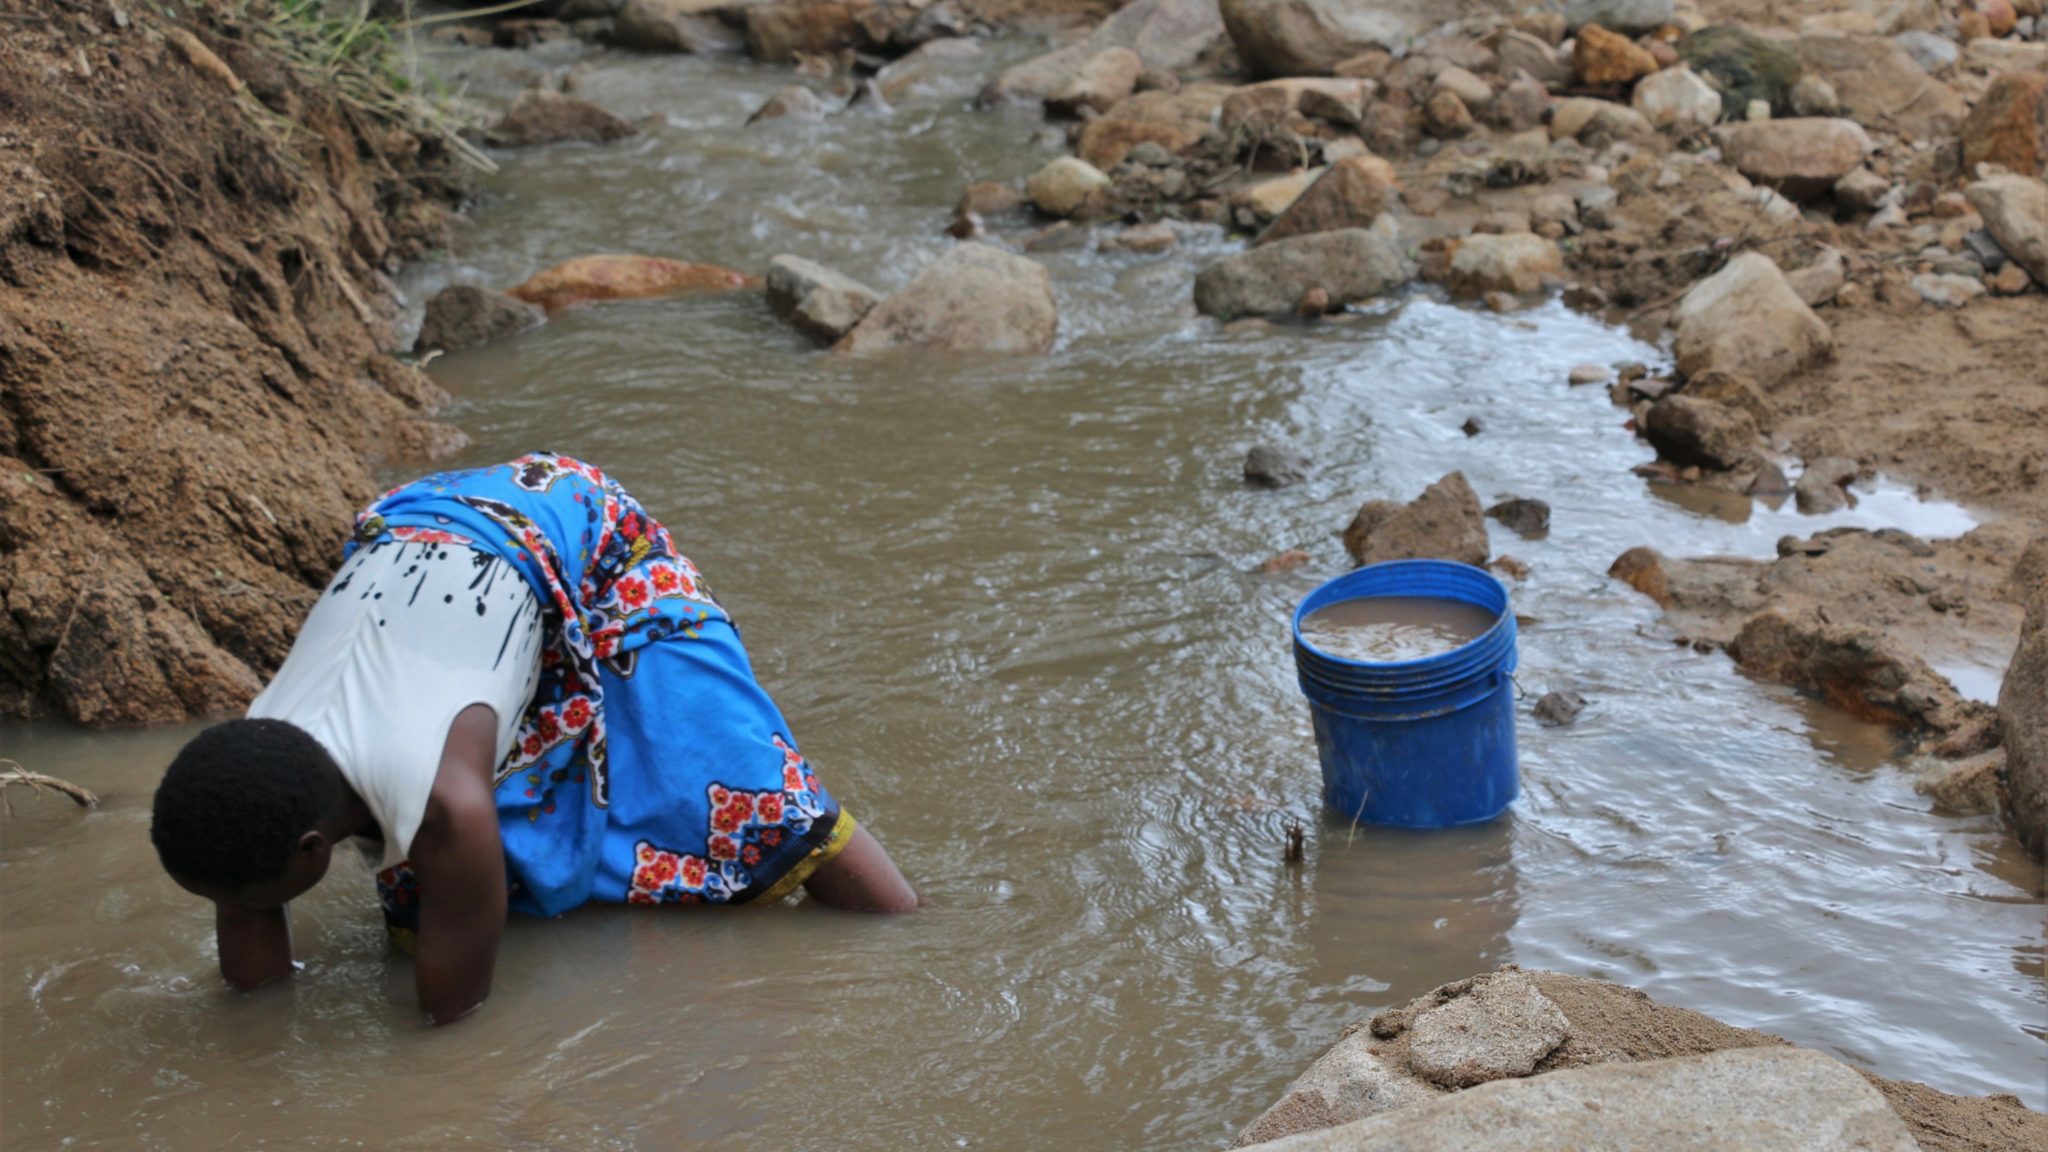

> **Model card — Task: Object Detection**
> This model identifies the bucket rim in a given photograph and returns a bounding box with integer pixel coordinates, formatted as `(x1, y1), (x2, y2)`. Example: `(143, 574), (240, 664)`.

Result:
(1290, 559), (1511, 673)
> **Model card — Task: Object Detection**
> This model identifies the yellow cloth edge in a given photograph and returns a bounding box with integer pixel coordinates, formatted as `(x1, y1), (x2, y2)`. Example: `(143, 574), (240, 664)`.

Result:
(756, 811), (858, 905)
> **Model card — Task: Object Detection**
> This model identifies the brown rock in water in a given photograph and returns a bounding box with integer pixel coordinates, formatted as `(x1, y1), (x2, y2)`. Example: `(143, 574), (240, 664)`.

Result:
(834, 242), (1058, 355)
(489, 90), (637, 146)
(1245, 443), (1311, 487)
(745, 0), (871, 62)
(1257, 549), (1314, 574)
(1026, 156), (1115, 219)
(509, 255), (758, 312)
(956, 181), (1026, 220)
(1195, 228), (1413, 318)
(1533, 690), (1587, 726)
(765, 254), (880, 345)
(1642, 395), (1760, 471)
(748, 85), (828, 124)
(1485, 497), (1550, 536)
(1917, 751), (2007, 816)
(414, 285), (545, 353)
(1728, 607), (1982, 732)
(1342, 472), (1490, 568)
(1608, 546), (1673, 605)
(1256, 155), (1401, 245)
(1718, 118), (1873, 200)
(1572, 24), (1659, 85)
(2001, 559), (2048, 858)
(1684, 368), (1775, 429)
(610, 0), (749, 53)
(1077, 84), (1232, 169)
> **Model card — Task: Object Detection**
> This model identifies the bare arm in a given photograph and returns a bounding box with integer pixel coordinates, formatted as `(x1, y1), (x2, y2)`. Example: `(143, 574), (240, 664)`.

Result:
(804, 824), (918, 913)
(215, 903), (296, 990)
(409, 704), (508, 1025)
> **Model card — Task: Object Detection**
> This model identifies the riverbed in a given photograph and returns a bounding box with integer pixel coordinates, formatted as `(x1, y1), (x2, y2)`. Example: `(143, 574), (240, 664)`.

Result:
(1, 31), (2041, 1151)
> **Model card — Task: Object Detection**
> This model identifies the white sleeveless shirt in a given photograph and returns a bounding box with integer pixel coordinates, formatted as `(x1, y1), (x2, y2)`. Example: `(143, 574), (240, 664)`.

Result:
(248, 533), (545, 868)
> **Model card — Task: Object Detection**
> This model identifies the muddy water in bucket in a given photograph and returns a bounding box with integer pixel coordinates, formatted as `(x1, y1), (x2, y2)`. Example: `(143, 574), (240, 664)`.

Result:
(1299, 597), (1502, 664)
(2, 32), (2043, 1152)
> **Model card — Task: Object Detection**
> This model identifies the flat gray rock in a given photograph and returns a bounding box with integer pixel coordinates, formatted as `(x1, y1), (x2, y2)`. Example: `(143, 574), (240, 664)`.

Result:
(1405, 969), (1569, 1089)
(1236, 1047), (1919, 1151)
(1233, 1028), (1442, 1147)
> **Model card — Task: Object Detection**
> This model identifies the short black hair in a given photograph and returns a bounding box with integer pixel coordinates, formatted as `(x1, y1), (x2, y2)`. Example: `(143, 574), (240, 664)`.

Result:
(152, 719), (342, 891)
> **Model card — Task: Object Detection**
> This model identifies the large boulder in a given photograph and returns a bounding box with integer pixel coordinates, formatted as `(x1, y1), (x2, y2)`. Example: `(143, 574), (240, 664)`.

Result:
(2002, 547), (2048, 859)
(766, 255), (879, 345)
(1680, 26), (1803, 120)
(1641, 395), (1760, 471)
(610, 0), (755, 52)
(1193, 228), (1413, 318)
(508, 255), (759, 312)
(1964, 175), (2048, 286)
(488, 90), (638, 146)
(1221, 0), (1450, 79)
(1717, 118), (1873, 199)
(1672, 253), (1832, 387)
(1256, 154), (1400, 245)
(1963, 74), (2048, 180)
(1077, 85), (1233, 169)
(834, 243), (1058, 354)
(414, 285), (544, 353)
(983, 0), (1224, 104)
(1235, 1048), (1917, 1151)
(1444, 233), (1563, 297)
(1341, 472), (1489, 568)
(1796, 34), (1964, 142)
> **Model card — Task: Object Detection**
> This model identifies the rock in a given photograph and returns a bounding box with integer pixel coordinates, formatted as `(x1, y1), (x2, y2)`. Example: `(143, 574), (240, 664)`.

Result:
(508, 255), (758, 312)
(1220, 0), (1442, 78)
(1233, 1028), (1442, 1146)
(1728, 607), (1978, 731)
(610, 0), (749, 52)
(1686, 368), (1776, 427)
(1984, 0), (2020, 35)
(1421, 90), (1472, 138)
(1258, 155), (1401, 245)
(1965, 39), (2048, 76)
(1964, 175), (2048, 286)
(956, 180), (1025, 220)
(1104, 222), (1178, 254)
(1748, 460), (1793, 497)
(414, 285), (545, 353)
(2003, 548), (2048, 858)
(1916, 751), (2006, 815)
(1047, 47), (1145, 117)
(1642, 395), (1760, 470)
(1407, 970), (1570, 1088)
(1488, 29), (1570, 89)
(1959, 9), (1992, 39)
(1433, 67), (1493, 110)
(1221, 78), (1374, 133)
(1195, 228), (1413, 319)
(1796, 34), (1965, 143)
(983, 0), (1223, 105)
(1672, 253), (1833, 388)
(747, 84), (827, 124)
(1565, 0), (1674, 35)
(765, 254), (879, 344)
(1027, 157), (1115, 218)
(1573, 24), (1659, 86)
(744, 0), (870, 62)
(872, 37), (986, 102)
(1785, 248), (1846, 306)
(1788, 74), (1839, 117)
(1718, 118), (1872, 199)
(1444, 233), (1563, 297)
(1077, 84), (1231, 170)
(1485, 497), (1550, 536)
(1242, 1047), (1918, 1152)
(1567, 364), (1609, 385)
(1530, 193), (1577, 232)
(1893, 29), (1957, 74)
(1533, 690), (1587, 726)
(1833, 167), (1890, 214)
(1794, 456), (1857, 514)
(1991, 261), (2034, 294)
(1257, 549), (1315, 574)
(1461, 416), (1483, 437)
(1912, 273), (1987, 308)
(488, 90), (638, 146)
(834, 243), (1057, 355)
(1342, 472), (1489, 567)
(1549, 97), (1656, 145)
(1631, 66), (1722, 131)
(1962, 74), (2048, 182)
(1235, 170), (1321, 224)
(1493, 73), (1551, 130)
(1245, 443), (1312, 487)
(1680, 26), (1803, 120)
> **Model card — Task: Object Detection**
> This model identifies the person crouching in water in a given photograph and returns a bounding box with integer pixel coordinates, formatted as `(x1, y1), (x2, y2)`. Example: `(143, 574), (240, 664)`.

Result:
(150, 454), (916, 1024)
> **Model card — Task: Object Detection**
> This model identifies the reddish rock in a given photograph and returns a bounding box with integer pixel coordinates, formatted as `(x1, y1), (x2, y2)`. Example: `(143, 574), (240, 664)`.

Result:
(509, 255), (759, 312)
(1962, 73), (2048, 179)
(1572, 24), (1659, 86)
(1257, 549), (1314, 574)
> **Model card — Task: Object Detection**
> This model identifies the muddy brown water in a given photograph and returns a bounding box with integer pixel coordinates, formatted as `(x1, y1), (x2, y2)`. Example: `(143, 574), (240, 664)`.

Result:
(1299, 598), (1502, 664)
(3, 35), (2044, 1152)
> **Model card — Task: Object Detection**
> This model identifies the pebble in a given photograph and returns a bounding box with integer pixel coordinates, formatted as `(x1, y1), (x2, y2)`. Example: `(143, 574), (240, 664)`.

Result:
(1245, 443), (1312, 488)
(1534, 690), (1587, 726)
(1568, 363), (1611, 385)
(1913, 273), (1988, 308)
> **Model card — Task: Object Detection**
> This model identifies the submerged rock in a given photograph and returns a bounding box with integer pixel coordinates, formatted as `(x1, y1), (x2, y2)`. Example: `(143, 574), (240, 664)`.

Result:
(1342, 471), (1489, 567)
(1533, 690), (1587, 726)
(488, 90), (638, 146)
(414, 285), (545, 353)
(1485, 497), (1550, 536)
(1233, 1028), (1442, 1146)
(834, 242), (1058, 355)
(766, 255), (879, 345)
(1194, 228), (1413, 319)
(508, 255), (758, 312)
(748, 84), (828, 124)
(1672, 253), (1832, 388)
(1245, 443), (1311, 488)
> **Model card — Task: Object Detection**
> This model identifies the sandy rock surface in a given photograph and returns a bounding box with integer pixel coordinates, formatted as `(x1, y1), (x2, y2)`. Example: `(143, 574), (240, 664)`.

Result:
(835, 242), (1059, 354)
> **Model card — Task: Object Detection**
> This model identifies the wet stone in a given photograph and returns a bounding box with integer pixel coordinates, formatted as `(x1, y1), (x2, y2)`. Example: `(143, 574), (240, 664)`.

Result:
(1534, 690), (1587, 727)
(1485, 497), (1551, 537)
(1245, 443), (1312, 488)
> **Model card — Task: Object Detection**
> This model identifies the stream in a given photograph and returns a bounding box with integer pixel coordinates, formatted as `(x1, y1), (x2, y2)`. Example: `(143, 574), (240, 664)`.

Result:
(1, 30), (2042, 1152)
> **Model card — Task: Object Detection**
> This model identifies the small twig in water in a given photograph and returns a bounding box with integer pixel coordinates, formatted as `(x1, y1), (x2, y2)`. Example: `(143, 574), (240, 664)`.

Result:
(0, 760), (100, 815)
(1283, 819), (1305, 864)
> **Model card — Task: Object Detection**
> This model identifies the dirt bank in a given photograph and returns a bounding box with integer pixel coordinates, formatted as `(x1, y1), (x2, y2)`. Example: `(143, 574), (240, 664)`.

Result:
(0, 0), (469, 724)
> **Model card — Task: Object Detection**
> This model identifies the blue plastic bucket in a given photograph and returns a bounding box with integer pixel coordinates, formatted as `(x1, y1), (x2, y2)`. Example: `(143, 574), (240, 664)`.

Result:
(1291, 560), (1519, 828)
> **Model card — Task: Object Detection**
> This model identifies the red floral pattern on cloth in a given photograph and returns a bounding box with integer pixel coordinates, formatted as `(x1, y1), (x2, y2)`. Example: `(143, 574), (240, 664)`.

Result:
(628, 735), (830, 904)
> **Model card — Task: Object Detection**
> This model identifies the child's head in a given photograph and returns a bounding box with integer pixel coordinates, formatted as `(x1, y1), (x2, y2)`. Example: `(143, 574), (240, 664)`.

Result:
(152, 719), (344, 909)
